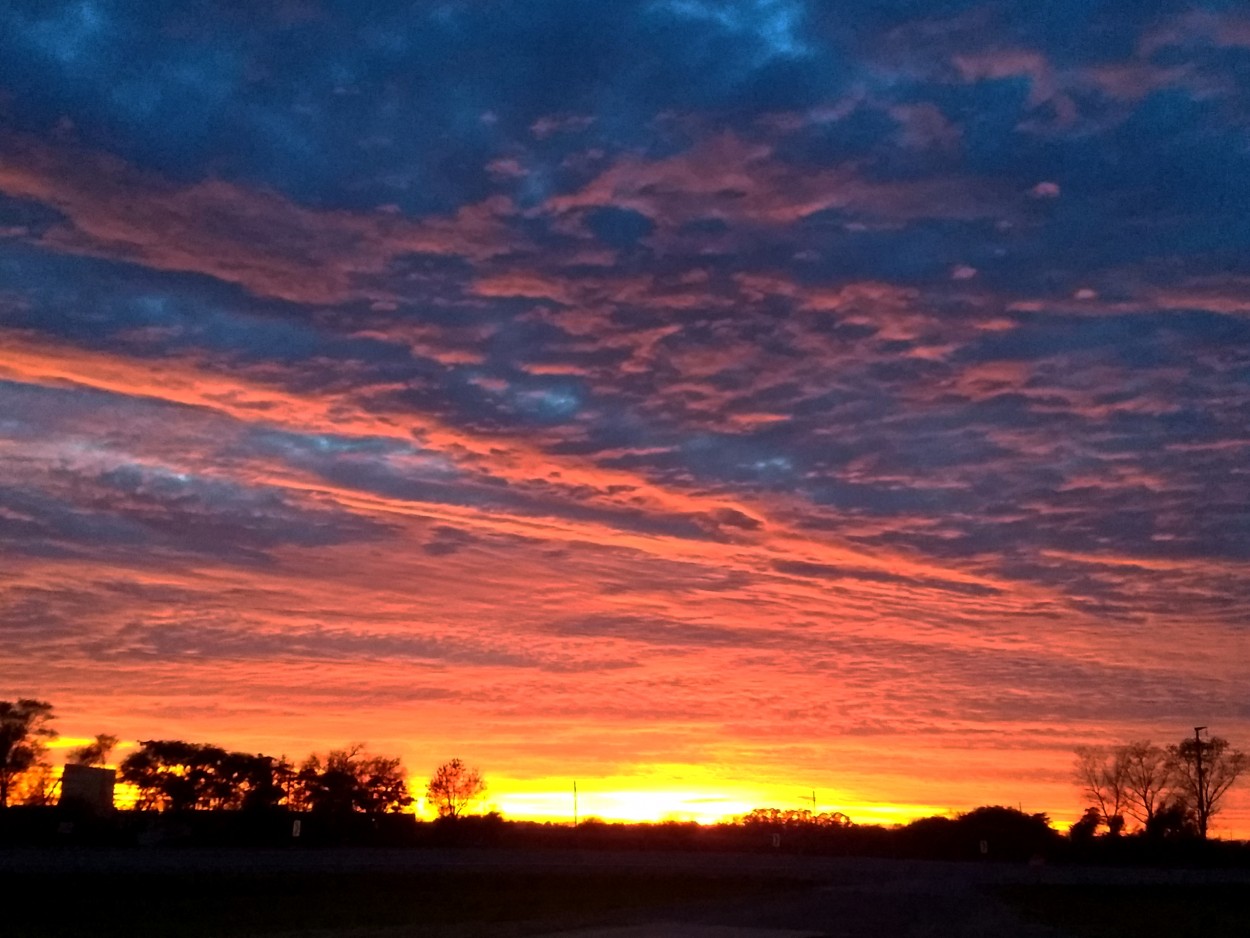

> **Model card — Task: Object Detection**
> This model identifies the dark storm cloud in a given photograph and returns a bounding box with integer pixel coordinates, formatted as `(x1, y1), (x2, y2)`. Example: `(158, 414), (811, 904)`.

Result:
(0, 0), (827, 211)
(2, 0), (1232, 242)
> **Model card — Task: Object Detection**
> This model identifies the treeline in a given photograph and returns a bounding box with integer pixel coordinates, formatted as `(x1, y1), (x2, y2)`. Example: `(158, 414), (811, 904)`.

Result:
(4, 698), (1248, 863)
(120, 741), (413, 815)
(0, 699), (483, 818)
(12, 798), (1250, 867)
(119, 742), (482, 818)
(1073, 733), (1247, 840)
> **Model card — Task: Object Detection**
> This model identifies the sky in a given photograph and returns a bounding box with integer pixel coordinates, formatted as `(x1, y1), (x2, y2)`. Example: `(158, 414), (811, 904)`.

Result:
(2, 0), (1250, 831)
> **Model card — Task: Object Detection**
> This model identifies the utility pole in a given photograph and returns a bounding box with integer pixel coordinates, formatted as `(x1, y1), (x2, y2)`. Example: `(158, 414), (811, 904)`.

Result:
(573, 780), (578, 828)
(1194, 726), (1207, 837)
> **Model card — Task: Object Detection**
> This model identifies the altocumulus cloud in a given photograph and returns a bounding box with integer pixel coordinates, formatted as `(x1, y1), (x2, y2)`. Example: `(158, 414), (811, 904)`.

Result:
(2, 0), (1250, 831)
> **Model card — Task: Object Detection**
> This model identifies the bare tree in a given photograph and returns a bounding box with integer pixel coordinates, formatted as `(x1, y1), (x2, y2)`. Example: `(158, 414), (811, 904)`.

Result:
(1120, 741), (1171, 828)
(426, 758), (485, 818)
(1168, 734), (1247, 838)
(0, 699), (57, 808)
(1073, 746), (1127, 834)
(68, 734), (119, 767)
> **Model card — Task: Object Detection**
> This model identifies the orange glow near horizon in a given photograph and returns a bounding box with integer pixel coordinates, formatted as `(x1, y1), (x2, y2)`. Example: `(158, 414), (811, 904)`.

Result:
(474, 774), (959, 829)
(37, 740), (1250, 838)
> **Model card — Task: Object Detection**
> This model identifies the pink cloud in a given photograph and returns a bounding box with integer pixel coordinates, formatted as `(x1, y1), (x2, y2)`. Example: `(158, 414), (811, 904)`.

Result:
(0, 134), (520, 305)
(546, 132), (1010, 229)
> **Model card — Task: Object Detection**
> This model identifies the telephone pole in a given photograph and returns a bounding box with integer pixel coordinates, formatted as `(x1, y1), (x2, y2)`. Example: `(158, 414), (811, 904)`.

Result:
(573, 780), (578, 828)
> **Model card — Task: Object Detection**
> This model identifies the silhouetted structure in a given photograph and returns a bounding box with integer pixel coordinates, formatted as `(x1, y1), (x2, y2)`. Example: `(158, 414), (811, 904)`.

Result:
(60, 764), (115, 814)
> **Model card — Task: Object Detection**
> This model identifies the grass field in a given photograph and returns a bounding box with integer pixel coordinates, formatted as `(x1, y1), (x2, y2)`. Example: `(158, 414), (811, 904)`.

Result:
(995, 884), (1249, 938)
(6, 868), (801, 937)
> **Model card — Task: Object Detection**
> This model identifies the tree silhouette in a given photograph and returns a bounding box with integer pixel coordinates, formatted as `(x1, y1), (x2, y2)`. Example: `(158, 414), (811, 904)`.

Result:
(218, 751), (289, 812)
(298, 745), (412, 816)
(1168, 735), (1247, 838)
(298, 751), (354, 816)
(737, 808), (852, 829)
(120, 740), (290, 811)
(121, 740), (219, 811)
(426, 758), (485, 818)
(1073, 746), (1127, 834)
(956, 805), (1060, 860)
(0, 699), (56, 808)
(1145, 797), (1200, 840)
(1119, 741), (1171, 828)
(1068, 806), (1102, 843)
(68, 734), (119, 767)
(355, 754), (411, 814)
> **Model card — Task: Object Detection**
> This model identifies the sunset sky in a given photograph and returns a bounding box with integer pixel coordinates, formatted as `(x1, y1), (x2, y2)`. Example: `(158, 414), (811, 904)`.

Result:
(3, 1), (1250, 832)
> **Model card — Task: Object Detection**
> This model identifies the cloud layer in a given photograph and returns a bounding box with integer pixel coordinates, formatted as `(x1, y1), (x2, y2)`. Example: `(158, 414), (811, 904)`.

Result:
(2, 0), (1249, 828)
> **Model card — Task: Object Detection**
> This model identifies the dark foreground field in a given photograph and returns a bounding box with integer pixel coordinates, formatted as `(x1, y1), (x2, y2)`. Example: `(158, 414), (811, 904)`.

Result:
(995, 884), (1248, 938)
(3, 867), (798, 937)
(5, 848), (1249, 937)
